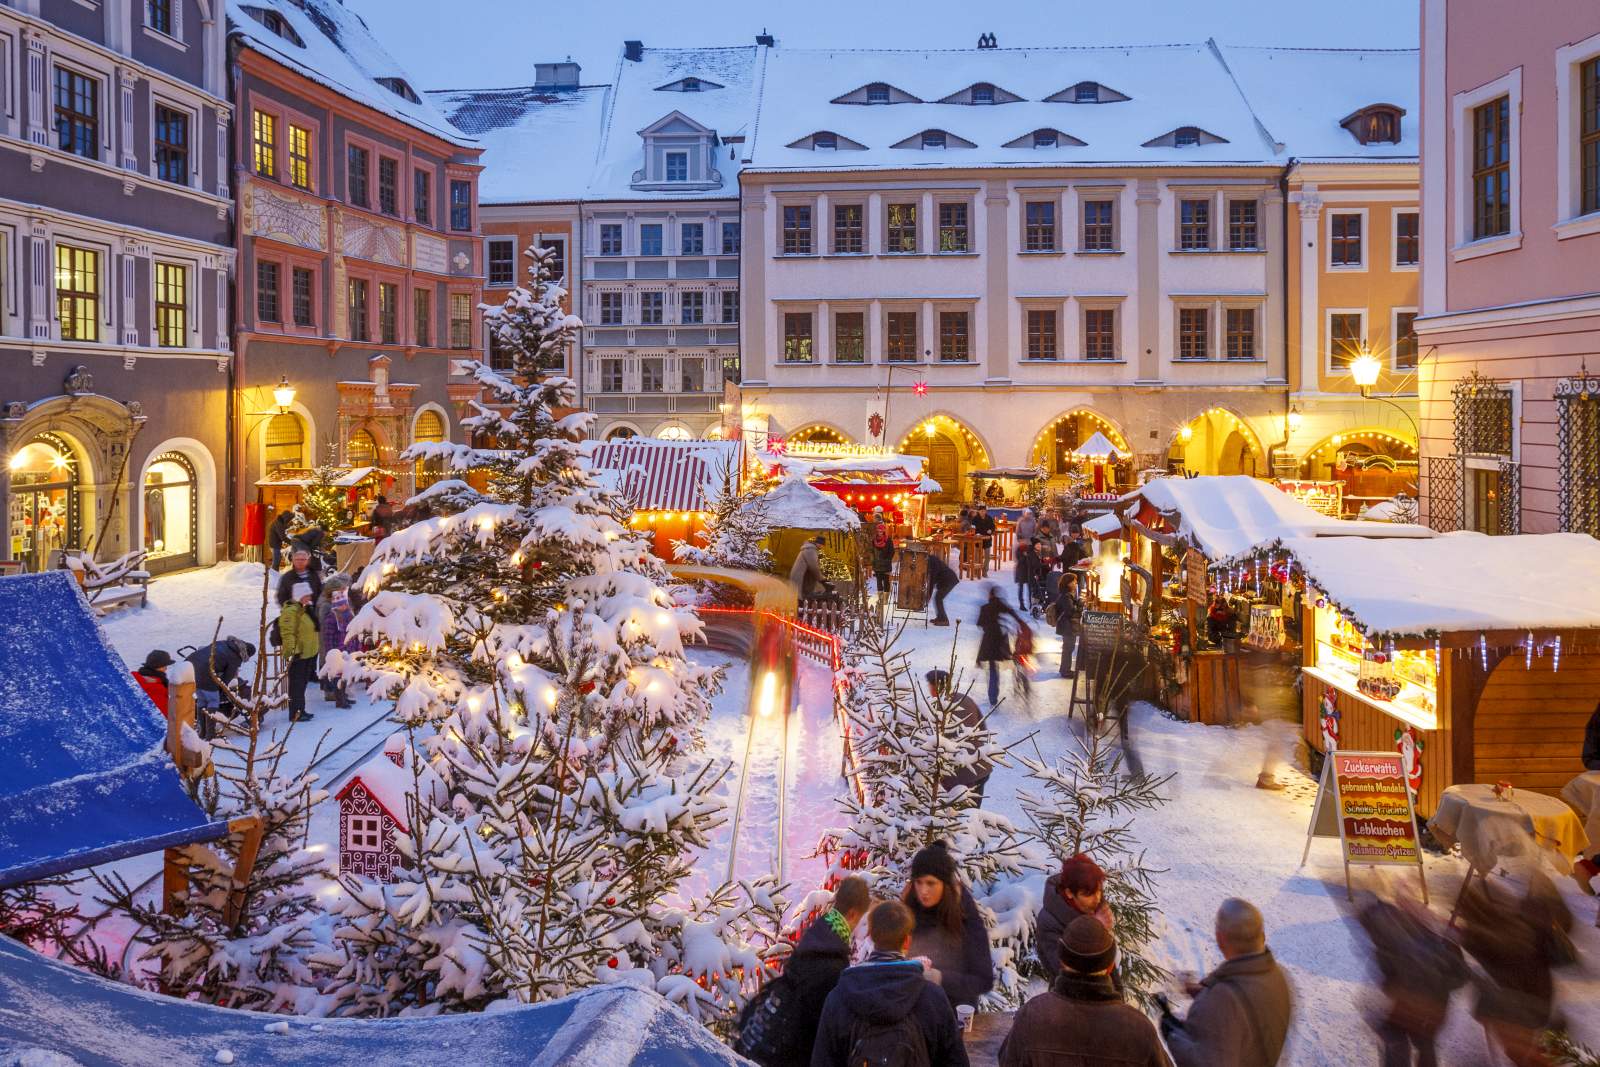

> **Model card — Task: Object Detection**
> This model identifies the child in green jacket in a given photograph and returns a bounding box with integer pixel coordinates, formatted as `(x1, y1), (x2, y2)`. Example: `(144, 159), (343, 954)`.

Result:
(279, 581), (319, 723)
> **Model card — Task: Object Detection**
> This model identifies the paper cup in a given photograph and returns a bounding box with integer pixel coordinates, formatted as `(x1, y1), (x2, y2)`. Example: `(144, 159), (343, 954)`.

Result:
(956, 1005), (975, 1032)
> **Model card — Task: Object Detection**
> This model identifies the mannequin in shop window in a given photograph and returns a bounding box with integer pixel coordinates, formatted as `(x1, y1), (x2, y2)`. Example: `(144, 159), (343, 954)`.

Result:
(145, 472), (166, 552)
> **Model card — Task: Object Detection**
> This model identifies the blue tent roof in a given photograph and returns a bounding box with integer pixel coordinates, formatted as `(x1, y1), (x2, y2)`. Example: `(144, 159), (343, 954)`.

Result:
(0, 571), (230, 888)
(0, 935), (749, 1065)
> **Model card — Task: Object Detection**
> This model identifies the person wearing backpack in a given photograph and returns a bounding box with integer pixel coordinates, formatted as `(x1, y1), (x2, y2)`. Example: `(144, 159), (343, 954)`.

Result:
(1161, 899), (1292, 1067)
(738, 877), (871, 1067)
(811, 899), (969, 1067)
(903, 841), (994, 1010)
(1000, 914), (1172, 1067)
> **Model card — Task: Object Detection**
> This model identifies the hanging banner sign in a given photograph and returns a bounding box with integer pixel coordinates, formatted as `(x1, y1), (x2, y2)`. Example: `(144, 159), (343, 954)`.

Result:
(1301, 750), (1427, 902)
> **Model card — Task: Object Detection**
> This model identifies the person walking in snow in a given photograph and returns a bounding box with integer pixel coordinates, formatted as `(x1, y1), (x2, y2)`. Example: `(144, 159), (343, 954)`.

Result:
(1356, 895), (1466, 1067)
(266, 507), (295, 571)
(976, 584), (1026, 708)
(1014, 507), (1037, 551)
(1013, 539), (1037, 612)
(789, 536), (827, 600)
(131, 649), (174, 718)
(743, 876), (871, 1067)
(278, 582), (319, 723)
(1001, 914), (1172, 1067)
(927, 551), (959, 627)
(925, 670), (992, 805)
(185, 636), (255, 738)
(902, 841), (994, 1011)
(1161, 898), (1292, 1067)
(811, 899), (970, 1067)
(1455, 873), (1573, 1067)
(972, 505), (996, 574)
(1035, 853), (1116, 983)
(316, 574), (356, 708)
(868, 506), (896, 605)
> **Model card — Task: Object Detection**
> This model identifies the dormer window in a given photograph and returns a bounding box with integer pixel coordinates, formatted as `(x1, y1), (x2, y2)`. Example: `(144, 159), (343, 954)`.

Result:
(665, 151), (688, 181)
(922, 130), (946, 149)
(866, 83), (890, 104)
(1142, 125), (1229, 149)
(972, 83), (995, 105)
(241, 5), (305, 46)
(633, 111), (721, 191)
(376, 77), (420, 104)
(785, 130), (868, 151)
(1340, 104), (1406, 145)
(1047, 81), (1131, 105)
(655, 76), (726, 93)
(1174, 127), (1201, 147)
(891, 129), (976, 150)
(1034, 130), (1057, 147)
(1003, 127), (1087, 149)
(813, 132), (837, 150)
(683, 78), (702, 92)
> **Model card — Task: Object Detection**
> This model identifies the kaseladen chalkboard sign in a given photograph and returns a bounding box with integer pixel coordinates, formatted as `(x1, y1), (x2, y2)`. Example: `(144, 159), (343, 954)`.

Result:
(1079, 610), (1124, 655)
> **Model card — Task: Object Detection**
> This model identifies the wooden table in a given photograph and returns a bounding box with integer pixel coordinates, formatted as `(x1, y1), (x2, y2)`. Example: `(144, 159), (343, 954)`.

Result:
(963, 1009), (1014, 1066)
(1561, 770), (1600, 851)
(1429, 783), (1592, 874)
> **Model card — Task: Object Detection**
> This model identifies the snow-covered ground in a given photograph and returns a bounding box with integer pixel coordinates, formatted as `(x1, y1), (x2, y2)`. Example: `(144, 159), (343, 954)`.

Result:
(79, 562), (1600, 1063)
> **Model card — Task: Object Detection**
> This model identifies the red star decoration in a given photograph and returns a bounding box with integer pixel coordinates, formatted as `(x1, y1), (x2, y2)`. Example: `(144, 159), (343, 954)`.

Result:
(767, 435), (787, 454)
(912, 381), (929, 397)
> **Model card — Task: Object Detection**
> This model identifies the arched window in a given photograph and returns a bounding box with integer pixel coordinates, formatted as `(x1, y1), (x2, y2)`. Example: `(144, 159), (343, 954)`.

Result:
(9, 433), (82, 572)
(605, 425), (638, 441)
(347, 428), (378, 468)
(656, 425), (692, 441)
(413, 410), (446, 489)
(264, 413), (306, 473)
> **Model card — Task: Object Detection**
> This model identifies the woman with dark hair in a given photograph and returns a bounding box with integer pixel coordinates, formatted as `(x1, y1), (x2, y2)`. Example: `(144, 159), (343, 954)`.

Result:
(902, 840), (994, 1009)
(1035, 853), (1116, 982)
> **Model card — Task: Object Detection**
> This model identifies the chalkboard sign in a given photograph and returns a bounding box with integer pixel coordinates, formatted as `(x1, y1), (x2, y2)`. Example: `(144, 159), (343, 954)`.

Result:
(1079, 610), (1124, 655)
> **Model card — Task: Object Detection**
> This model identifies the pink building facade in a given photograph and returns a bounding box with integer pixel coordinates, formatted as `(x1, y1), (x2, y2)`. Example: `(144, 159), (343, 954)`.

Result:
(1417, 0), (1600, 537)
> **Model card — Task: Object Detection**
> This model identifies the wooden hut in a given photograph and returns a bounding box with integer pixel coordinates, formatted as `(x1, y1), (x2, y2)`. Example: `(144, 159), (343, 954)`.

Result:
(588, 438), (741, 560)
(1230, 532), (1600, 818)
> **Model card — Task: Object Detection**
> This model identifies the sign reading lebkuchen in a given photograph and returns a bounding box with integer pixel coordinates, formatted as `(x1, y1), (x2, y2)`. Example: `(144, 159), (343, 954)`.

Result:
(1301, 750), (1428, 903)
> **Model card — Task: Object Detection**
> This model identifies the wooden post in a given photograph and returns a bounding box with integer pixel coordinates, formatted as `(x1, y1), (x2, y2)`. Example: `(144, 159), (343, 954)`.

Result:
(167, 679), (198, 773)
(223, 815), (265, 931)
(161, 848), (188, 915)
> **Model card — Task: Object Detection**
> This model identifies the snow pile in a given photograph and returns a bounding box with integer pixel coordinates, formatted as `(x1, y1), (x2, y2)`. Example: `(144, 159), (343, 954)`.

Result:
(755, 475), (861, 531)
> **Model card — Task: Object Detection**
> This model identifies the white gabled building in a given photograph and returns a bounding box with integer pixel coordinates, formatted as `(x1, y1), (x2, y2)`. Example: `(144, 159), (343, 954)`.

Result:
(577, 41), (767, 442)
(737, 39), (1294, 498)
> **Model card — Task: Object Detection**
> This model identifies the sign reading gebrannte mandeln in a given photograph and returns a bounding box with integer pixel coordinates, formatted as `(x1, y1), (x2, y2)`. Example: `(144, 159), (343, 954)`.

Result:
(1332, 752), (1420, 865)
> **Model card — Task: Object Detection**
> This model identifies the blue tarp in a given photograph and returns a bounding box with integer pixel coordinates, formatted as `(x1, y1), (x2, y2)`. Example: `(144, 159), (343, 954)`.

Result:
(0, 571), (230, 888)
(0, 935), (748, 1066)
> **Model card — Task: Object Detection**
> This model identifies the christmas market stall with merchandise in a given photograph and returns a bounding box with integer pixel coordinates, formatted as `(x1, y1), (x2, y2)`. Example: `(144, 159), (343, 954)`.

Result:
(754, 444), (932, 532)
(1218, 532), (1600, 820)
(756, 473), (862, 584)
(1104, 476), (1430, 725)
(589, 437), (742, 560)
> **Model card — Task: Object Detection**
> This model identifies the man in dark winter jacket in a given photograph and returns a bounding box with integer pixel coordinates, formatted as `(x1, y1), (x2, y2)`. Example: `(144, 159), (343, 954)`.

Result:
(185, 637), (256, 738)
(925, 670), (992, 804)
(1161, 899), (1292, 1067)
(1001, 915), (1172, 1067)
(812, 900), (969, 1067)
(266, 508), (294, 570)
(276, 545), (323, 607)
(928, 551), (959, 626)
(763, 877), (870, 1067)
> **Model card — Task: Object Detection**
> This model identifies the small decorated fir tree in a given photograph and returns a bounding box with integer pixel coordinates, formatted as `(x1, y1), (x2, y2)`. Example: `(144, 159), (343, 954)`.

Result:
(673, 459), (772, 574)
(300, 445), (354, 531)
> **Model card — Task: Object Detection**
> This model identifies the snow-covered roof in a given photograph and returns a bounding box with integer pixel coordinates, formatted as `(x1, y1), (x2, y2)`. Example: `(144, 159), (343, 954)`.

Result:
(588, 439), (741, 512)
(336, 749), (447, 833)
(758, 451), (927, 483)
(1071, 432), (1124, 460)
(589, 46), (762, 201)
(430, 84), (611, 203)
(755, 475), (861, 531)
(746, 43), (1277, 171)
(255, 466), (378, 488)
(1274, 533), (1600, 640)
(0, 935), (750, 1066)
(1126, 475), (1431, 560)
(1216, 46), (1419, 161)
(1084, 511), (1124, 538)
(227, 0), (476, 149)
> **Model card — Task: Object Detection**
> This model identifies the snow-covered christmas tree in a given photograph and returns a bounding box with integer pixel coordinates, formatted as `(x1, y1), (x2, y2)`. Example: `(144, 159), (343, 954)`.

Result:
(300, 445), (354, 532)
(820, 617), (1048, 1006)
(673, 459), (771, 574)
(324, 245), (787, 1025)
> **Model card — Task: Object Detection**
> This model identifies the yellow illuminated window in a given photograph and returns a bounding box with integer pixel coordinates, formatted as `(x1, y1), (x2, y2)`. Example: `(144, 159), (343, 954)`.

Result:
(252, 110), (276, 178)
(55, 245), (99, 342)
(154, 262), (187, 347)
(288, 123), (311, 189)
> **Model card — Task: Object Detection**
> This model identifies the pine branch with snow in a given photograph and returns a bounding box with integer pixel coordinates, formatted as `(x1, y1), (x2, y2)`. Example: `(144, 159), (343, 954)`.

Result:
(673, 460), (772, 575)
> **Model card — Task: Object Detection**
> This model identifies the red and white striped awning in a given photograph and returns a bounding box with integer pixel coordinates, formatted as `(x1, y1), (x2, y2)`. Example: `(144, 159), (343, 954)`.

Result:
(587, 439), (741, 512)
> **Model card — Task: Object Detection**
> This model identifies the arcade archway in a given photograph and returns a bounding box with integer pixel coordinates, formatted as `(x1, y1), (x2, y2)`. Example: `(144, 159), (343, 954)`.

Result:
(1029, 410), (1131, 475)
(787, 424), (853, 447)
(896, 414), (990, 505)
(1168, 408), (1265, 477)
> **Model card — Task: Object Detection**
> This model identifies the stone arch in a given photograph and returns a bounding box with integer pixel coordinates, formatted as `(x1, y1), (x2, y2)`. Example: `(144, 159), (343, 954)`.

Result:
(257, 401), (318, 476)
(1168, 407), (1267, 477)
(603, 422), (643, 441)
(893, 412), (992, 505)
(3, 392), (140, 561)
(786, 422), (855, 446)
(1298, 427), (1419, 483)
(410, 402), (452, 444)
(652, 420), (694, 440)
(135, 436), (219, 569)
(1028, 408), (1132, 473)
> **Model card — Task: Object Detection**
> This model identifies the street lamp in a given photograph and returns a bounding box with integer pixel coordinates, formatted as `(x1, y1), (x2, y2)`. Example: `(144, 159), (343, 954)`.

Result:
(1349, 350), (1382, 390)
(271, 375), (296, 413)
(1287, 406), (1304, 434)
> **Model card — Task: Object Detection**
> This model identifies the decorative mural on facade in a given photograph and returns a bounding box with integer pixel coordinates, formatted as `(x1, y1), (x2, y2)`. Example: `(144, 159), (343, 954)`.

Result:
(245, 184), (326, 251)
(341, 215), (407, 267)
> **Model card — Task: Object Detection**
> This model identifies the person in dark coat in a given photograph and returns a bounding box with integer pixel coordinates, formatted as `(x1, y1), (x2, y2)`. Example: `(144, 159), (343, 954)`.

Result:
(368, 494), (394, 542)
(1356, 896), (1466, 1067)
(1054, 572), (1084, 677)
(868, 507), (896, 602)
(971, 506), (996, 574)
(131, 649), (174, 719)
(765, 877), (870, 1067)
(812, 900), (970, 1067)
(316, 574), (356, 708)
(928, 551), (959, 627)
(1001, 915), (1172, 1067)
(185, 637), (255, 737)
(925, 670), (993, 805)
(1455, 873), (1572, 1067)
(903, 841), (994, 1009)
(976, 585), (1025, 707)
(1162, 898), (1292, 1067)
(1035, 854), (1116, 983)
(1013, 540), (1037, 611)
(266, 508), (294, 570)
(276, 545), (324, 607)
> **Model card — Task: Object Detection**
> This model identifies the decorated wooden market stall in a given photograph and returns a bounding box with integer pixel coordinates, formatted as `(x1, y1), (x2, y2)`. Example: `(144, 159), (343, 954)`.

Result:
(1068, 431), (1127, 494)
(754, 445), (933, 534)
(588, 438), (742, 560)
(1219, 532), (1600, 818)
(757, 474), (862, 582)
(1104, 476), (1430, 724)
(255, 465), (385, 521)
(967, 467), (1045, 508)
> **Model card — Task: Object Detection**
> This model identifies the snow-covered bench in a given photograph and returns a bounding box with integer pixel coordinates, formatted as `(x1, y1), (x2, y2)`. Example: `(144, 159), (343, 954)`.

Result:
(56, 549), (150, 613)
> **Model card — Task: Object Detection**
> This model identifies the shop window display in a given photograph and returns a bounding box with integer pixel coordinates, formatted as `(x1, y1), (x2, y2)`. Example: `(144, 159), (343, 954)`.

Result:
(1307, 603), (1438, 728)
(7, 435), (81, 573)
(143, 453), (197, 573)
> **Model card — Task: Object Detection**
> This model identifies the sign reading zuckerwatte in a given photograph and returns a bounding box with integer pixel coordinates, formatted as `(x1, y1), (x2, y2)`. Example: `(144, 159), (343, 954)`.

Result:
(1301, 750), (1428, 902)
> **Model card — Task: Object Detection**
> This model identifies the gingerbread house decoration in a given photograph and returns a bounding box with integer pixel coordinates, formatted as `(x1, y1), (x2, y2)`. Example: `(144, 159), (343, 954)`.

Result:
(335, 740), (446, 883)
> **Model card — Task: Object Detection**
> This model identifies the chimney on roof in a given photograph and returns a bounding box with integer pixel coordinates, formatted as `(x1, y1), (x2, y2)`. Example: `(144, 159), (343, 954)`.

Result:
(756, 29), (775, 47)
(977, 32), (998, 49)
(535, 61), (581, 90)
(624, 40), (644, 62)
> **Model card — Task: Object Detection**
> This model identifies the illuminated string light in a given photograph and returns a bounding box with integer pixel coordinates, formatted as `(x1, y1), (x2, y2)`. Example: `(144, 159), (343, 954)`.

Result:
(1525, 630), (1534, 670)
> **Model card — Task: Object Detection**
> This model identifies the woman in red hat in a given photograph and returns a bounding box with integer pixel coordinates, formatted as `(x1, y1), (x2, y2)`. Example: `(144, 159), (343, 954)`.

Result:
(1035, 853), (1115, 981)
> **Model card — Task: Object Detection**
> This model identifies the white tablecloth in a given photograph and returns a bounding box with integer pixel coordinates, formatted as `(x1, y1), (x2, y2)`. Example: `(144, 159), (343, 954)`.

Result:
(1560, 770), (1600, 853)
(1428, 783), (1591, 874)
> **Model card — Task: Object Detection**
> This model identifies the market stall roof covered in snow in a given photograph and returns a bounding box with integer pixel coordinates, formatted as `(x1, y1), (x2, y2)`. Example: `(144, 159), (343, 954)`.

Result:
(1070, 432), (1124, 460)
(587, 439), (741, 512)
(756, 475), (861, 531)
(255, 466), (378, 489)
(745, 42), (1277, 172)
(1121, 475), (1432, 560)
(0, 572), (230, 888)
(1215, 45), (1419, 161)
(1267, 532), (1600, 642)
(588, 45), (762, 201)
(430, 82), (611, 204)
(1083, 511), (1124, 538)
(226, 1), (475, 148)
(0, 934), (749, 1067)
(757, 451), (927, 484)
